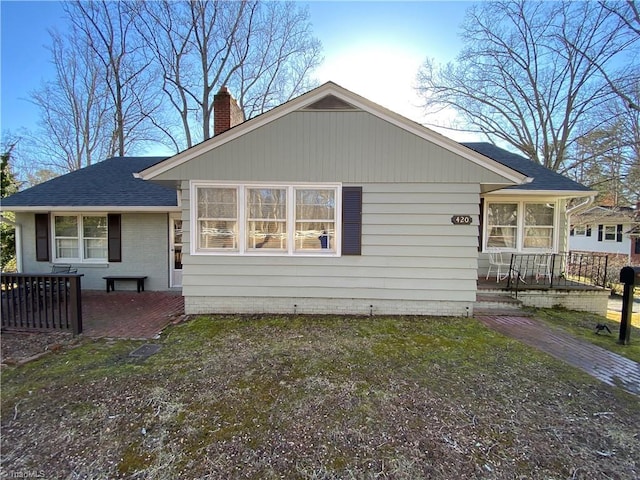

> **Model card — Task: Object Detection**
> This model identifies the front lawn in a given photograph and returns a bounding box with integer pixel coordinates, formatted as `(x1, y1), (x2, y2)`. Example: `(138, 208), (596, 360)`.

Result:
(2, 315), (639, 479)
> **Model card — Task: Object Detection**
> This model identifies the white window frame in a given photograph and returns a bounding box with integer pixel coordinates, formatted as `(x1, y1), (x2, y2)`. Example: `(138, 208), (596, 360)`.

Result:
(603, 225), (617, 242)
(191, 181), (341, 256)
(573, 225), (587, 236)
(483, 200), (558, 252)
(52, 213), (108, 263)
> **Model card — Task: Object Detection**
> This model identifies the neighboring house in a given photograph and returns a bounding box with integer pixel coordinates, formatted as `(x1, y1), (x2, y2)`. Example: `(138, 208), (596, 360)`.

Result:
(569, 205), (640, 264)
(2, 82), (596, 316)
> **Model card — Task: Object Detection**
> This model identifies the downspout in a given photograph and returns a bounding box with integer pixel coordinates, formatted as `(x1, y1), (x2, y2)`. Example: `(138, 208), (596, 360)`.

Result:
(565, 194), (597, 253)
(0, 214), (23, 272)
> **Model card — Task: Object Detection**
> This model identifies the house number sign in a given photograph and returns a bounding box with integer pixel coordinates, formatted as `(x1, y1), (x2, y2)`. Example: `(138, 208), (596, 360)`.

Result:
(451, 215), (472, 225)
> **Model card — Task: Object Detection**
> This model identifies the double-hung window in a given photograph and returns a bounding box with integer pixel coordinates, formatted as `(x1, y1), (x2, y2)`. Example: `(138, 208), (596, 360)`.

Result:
(484, 201), (556, 252)
(193, 183), (340, 255)
(295, 188), (335, 252)
(573, 225), (587, 236)
(485, 203), (518, 249)
(196, 187), (238, 250)
(247, 187), (287, 250)
(53, 214), (108, 262)
(604, 225), (617, 241)
(523, 203), (554, 249)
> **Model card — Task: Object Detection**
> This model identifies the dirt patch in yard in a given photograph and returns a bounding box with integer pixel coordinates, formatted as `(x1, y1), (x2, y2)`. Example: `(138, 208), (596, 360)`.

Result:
(1, 331), (79, 365)
(2, 315), (639, 479)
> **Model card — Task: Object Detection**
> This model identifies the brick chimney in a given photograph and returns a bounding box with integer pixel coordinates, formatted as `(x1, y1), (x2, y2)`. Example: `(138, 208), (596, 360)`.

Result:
(213, 86), (244, 136)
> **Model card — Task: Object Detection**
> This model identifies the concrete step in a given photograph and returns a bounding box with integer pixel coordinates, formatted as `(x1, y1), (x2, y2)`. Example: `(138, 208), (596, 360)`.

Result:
(474, 292), (525, 316)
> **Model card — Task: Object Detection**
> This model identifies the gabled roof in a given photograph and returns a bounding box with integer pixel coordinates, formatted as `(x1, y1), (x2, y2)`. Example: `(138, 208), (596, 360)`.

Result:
(572, 205), (638, 225)
(137, 81), (532, 187)
(1, 83), (596, 212)
(1, 157), (177, 212)
(463, 143), (593, 196)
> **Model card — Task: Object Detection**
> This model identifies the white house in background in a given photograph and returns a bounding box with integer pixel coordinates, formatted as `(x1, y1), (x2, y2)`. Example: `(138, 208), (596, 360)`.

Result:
(2, 82), (596, 316)
(569, 205), (640, 264)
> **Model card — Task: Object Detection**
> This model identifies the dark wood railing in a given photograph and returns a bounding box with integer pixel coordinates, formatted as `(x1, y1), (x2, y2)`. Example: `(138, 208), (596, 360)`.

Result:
(1, 273), (83, 335)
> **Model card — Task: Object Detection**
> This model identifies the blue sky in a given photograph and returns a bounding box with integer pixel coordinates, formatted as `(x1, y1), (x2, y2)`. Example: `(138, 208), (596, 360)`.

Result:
(0, 0), (473, 142)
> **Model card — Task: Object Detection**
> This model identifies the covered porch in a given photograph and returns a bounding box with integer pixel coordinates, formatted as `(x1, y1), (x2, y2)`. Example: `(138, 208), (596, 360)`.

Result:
(477, 252), (612, 316)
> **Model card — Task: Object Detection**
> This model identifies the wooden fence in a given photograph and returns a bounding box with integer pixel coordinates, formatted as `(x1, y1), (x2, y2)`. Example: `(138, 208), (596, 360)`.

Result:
(1, 273), (83, 335)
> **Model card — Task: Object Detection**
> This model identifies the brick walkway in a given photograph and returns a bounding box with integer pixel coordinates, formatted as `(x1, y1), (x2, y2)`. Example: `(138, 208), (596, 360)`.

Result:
(477, 315), (640, 396)
(81, 291), (184, 339)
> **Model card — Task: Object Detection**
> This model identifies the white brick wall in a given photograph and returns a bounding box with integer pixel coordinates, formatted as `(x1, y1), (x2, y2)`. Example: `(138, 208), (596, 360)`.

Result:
(515, 290), (609, 316)
(185, 296), (475, 317)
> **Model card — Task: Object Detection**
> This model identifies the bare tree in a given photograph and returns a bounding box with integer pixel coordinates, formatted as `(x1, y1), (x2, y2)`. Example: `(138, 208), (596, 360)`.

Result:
(231, 1), (323, 119)
(64, 1), (160, 156)
(562, 1), (640, 112)
(137, 0), (321, 149)
(416, 0), (634, 172)
(29, 29), (112, 172)
(568, 89), (640, 204)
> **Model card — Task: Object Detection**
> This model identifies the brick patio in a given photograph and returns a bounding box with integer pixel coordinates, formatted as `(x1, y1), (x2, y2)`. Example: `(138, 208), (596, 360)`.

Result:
(81, 291), (184, 339)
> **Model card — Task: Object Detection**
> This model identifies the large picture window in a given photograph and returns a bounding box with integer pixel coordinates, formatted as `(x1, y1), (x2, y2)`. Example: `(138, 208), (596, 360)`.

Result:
(484, 201), (556, 252)
(193, 183), (340, 255)
(54, 215), (108, 262)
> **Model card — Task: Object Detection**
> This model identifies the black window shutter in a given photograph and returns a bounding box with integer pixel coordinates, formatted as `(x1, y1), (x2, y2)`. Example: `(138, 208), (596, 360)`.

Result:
(586, 225), (591, 237)
(108, 214), (122, 262)
(478, 198), (484, 251)
(597, 224), (603, 241)
(570, 227), (574, 236)
(35, 213), (50, 262)
(342, 186), (362, 255)
(616, 224), (623, 242)
(635, 238), (640, 254)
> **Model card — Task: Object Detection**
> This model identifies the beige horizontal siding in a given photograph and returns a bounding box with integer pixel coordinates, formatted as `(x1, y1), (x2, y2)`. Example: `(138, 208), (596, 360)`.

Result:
(155, 112), (511, 185)
(180, 183), (481, 307)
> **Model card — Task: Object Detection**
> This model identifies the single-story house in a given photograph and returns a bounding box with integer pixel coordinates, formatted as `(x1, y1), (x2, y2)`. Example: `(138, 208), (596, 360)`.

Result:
(570, 205), (640, 264)
(1, 82), (596, 316)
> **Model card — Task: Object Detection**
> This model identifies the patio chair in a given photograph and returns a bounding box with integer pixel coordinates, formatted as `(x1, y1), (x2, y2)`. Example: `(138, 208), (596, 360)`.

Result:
(534, 253), (552, 284)
(486, 250), (510, 282)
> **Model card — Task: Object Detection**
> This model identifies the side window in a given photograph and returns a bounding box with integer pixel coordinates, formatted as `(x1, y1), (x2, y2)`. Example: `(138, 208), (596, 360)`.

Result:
(523, 203), (554, 249)
(53, 214), (108, 262)
(485, 203), (517, 249)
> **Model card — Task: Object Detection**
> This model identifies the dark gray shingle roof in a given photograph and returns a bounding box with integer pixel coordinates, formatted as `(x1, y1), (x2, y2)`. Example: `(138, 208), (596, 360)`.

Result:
(462, 142), (592, 192)
(2, 143), (591, 210)
(1, 157), (176, 208)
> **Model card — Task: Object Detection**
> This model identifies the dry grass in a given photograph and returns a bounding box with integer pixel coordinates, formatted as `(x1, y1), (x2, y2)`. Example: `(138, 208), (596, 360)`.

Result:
(2, 315), (639, 479)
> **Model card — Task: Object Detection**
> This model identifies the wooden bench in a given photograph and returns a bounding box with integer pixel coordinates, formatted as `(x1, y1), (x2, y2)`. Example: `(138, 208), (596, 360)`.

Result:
(103, 275), (147, 293)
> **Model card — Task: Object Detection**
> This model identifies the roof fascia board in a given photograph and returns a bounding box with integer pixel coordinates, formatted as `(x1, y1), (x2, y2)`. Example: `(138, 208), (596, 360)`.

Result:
(487, 189), (597, 198)
(138, 82), (530, 185)
(1, 206), (180, 213)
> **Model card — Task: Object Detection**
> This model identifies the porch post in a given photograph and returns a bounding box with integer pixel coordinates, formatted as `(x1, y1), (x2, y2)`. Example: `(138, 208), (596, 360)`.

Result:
(68, 275), (83, 336)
